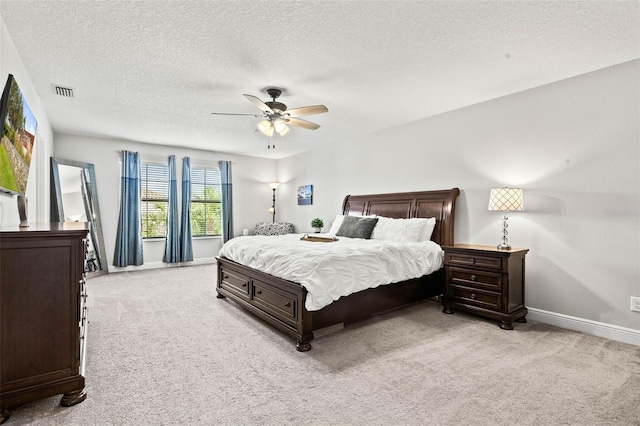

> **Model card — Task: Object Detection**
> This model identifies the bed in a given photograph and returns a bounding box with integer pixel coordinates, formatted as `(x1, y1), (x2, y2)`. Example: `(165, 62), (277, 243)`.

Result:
(216, 188), (460, 351)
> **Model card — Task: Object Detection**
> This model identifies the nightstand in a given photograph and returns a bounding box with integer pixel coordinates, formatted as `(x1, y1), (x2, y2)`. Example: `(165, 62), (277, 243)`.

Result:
(442, 244), (529, 330)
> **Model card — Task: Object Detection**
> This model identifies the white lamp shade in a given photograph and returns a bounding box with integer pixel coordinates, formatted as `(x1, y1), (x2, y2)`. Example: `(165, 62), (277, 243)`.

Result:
(268, 182), (281, 190)
(257, 120), (274, 137)
(277, 125), (290, 136)
(488, 188), (524, 211)
(273, 119), (287, 133)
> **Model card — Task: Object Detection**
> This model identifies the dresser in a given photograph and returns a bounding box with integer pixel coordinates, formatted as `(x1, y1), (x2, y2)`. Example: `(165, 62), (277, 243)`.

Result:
(0, 223), (89, 424)
(442, 244), (529, 329)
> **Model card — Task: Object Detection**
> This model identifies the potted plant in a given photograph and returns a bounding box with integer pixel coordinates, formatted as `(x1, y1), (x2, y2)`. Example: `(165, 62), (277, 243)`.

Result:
(311, 218), (324, 233)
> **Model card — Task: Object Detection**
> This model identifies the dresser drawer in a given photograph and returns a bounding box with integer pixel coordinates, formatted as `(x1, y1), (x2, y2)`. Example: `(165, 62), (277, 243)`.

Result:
(448, 267), (502, 291)
(446, 252), (502, 271)
(449, 285), (502, 311)
(252, 280), (298, 328)
(219, 268), (250, 300)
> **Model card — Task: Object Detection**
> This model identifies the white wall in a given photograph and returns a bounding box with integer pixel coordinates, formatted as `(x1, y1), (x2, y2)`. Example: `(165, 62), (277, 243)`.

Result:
(0, 15), (54, 226)
(277, 60), (640, 332)
(54, 133), (277, 270)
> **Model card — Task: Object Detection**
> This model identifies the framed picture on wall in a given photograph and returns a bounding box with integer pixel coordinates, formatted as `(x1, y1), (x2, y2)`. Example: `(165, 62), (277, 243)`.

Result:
(0, 74), (38, 195)
(297, 184), (313, 205)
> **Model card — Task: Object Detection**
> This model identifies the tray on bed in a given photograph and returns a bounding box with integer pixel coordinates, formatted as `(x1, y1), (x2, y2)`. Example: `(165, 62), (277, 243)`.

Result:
(300, 234), (338, 242)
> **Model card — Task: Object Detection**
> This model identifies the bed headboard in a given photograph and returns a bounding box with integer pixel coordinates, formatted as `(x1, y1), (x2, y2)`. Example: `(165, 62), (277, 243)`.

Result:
(341, 188), (460, 246)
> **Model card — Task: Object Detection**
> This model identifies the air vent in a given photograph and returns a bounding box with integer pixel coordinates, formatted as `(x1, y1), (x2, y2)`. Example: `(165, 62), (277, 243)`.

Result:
(51, 84), (74, 98)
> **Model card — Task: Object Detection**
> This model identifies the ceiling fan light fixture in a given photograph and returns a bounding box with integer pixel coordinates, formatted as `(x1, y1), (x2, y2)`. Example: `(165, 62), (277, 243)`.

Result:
(257, 120), (273, 136)
(273, 119), (287, 134)
(278, 126), (290, 137)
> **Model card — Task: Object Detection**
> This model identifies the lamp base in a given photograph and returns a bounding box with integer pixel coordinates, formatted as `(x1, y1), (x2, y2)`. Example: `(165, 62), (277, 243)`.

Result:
(496, 243), (511, 251)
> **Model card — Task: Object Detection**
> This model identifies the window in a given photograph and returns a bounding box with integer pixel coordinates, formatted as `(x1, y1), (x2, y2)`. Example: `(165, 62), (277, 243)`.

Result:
(191, 167), (221, 236)
(140, 163), (169, 239)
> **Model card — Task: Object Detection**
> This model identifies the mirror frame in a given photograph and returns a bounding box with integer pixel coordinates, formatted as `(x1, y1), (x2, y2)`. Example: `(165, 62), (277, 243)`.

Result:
(50, 157), (109, 277)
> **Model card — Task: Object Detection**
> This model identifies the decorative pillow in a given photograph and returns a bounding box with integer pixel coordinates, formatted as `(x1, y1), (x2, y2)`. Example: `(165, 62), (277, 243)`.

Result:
(328, 214), (377, 235)
(371, 217), (436, 242)
(254, 222), (295, 236)
(336, 216), (379, 239)
(254, 222), (269, 235)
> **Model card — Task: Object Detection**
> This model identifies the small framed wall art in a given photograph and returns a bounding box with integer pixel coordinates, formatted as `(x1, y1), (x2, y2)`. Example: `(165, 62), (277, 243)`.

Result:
(297, 184), (313, 205)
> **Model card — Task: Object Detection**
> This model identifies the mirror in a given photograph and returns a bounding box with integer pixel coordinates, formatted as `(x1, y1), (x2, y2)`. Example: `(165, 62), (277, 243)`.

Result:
(50, 157), (108, 277)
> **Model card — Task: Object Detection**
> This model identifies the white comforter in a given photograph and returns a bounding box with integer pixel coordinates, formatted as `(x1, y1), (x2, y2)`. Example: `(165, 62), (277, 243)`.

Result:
(218, 234), (444, 311)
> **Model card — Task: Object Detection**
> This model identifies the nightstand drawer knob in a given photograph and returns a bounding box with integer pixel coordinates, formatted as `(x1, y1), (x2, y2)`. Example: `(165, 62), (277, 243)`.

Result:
(284, 302), (291, 308)
(471, 275), (477, 281)
(471, 293), (477, 300)
(470, 258), (476, 264)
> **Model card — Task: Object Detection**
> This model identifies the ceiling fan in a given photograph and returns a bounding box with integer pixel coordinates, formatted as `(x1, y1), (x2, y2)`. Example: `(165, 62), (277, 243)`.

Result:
(211, 88), (328, 148)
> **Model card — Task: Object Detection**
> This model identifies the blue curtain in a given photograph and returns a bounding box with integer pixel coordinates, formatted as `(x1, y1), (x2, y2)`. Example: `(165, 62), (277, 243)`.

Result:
(179, 157), (193, 262)
(113, 150), (143, 266)
(219, 160), (234, 243)
(163, 155), (180, 263)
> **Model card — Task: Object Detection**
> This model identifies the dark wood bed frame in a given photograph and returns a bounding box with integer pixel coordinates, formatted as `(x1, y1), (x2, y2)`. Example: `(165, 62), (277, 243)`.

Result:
(216, 188), (460, 351)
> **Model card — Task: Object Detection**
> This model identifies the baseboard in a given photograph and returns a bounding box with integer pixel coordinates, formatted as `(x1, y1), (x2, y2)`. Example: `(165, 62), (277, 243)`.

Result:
(527, 308), (640, 346)
(110, 257), (217, 273)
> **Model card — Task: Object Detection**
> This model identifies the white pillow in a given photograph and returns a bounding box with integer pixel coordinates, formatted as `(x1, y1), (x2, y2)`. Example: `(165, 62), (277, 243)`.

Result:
(328, 214), (345, 235)
(417, 217), (437, 241)
(371, 216), (436, 242)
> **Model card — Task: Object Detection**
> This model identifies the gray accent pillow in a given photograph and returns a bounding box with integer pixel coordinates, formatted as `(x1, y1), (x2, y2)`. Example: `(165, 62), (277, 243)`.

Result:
(336, 216), (379, 239)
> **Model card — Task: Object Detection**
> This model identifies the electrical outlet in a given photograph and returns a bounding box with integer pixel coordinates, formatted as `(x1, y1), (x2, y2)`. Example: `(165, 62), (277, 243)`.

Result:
(631, 297), (640, 312)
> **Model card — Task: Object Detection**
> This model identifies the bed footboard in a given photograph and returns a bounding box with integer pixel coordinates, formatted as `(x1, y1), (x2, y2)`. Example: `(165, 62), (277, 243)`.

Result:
(216, 257), (314, 351)
(216, 256), (443, 351)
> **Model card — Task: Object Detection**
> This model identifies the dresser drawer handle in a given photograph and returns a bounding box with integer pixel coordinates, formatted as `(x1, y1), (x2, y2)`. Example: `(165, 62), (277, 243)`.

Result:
(470, 258), (476, 264)
(223, 275), (229, 279)
(284, 302), (291, 308)
(256, 290), (262, 295)
(470, 275), (477, 281)
(242, 283), (247, 287)
(471, 293), (477, 300)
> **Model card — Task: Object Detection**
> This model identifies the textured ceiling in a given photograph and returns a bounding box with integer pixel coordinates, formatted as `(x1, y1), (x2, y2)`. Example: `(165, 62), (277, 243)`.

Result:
(1, 1), (638, 159)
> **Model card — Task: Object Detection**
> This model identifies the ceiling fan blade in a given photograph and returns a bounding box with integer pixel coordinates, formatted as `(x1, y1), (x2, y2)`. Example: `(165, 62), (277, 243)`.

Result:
(286, 117), (321, 130)
(285, 105), (328, 117)
(210, 112), (262, 116)
(243, 94), (273, 113)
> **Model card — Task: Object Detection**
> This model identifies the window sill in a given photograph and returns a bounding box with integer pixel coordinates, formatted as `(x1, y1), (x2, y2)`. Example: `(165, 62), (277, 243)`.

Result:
(143, 235), (221, 241)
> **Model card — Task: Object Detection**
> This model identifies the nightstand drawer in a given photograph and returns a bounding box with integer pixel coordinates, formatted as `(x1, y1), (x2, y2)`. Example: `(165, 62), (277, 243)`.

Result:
(219, 268), (251, 300)
(446, 252), (502, 271)
(252, 280), (298, 328)
(448, 267), (502, 291)
(449, 286), (502, 311)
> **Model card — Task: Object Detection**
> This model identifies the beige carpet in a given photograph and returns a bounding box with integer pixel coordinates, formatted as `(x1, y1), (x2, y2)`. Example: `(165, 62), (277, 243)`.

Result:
(5, 264), (639, 425)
